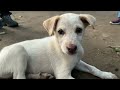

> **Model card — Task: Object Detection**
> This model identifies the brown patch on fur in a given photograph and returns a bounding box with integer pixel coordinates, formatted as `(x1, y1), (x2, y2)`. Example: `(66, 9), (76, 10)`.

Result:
(80, 17), (89, 28)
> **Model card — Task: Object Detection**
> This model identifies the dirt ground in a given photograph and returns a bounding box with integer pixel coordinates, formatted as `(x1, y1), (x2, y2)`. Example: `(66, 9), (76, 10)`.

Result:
(0, 11), (120, 79)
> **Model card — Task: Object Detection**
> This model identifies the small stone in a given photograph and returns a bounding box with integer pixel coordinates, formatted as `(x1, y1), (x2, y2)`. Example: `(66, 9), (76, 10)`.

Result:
(19, 16), (23, 18)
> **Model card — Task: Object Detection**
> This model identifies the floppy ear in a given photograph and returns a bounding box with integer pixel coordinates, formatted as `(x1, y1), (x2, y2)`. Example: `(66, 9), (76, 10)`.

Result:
(79, 14), (96, 29)
(43, 16), (60, 36)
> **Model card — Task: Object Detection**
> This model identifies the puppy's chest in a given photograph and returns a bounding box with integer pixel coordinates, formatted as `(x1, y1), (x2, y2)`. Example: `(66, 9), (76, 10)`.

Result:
(65, 55), (80, 67)
(49, 53), (79, 71)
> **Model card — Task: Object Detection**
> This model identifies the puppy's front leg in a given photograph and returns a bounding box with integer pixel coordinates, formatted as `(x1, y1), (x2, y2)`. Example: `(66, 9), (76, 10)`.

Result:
(75, 60), (118, 79)
(55, 71), (74, 79)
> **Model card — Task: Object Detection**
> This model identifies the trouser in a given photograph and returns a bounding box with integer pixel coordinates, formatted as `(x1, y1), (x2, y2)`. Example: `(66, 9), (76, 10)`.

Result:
(0, 10), (12, 17)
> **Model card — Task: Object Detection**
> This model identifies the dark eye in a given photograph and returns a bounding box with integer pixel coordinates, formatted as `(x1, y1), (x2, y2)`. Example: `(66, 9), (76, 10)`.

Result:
(75, 27), (82, 34)
(58, 29), (65, 35)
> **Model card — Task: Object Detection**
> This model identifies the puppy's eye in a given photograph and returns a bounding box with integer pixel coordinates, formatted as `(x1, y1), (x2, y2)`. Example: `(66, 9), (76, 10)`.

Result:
(58, 29), (65, 35)
(75, 27), (82, 34)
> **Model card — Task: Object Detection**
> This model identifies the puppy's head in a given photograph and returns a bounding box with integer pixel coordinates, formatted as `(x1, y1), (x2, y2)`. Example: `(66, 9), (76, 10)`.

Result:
(43, 13), (96, 55)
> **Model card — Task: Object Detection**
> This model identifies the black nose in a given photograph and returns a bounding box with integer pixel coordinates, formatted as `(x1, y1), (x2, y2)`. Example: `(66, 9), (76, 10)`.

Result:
(67, 45), (77, 54)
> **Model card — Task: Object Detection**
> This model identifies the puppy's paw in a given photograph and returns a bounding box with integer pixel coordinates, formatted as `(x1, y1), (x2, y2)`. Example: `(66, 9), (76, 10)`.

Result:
(27, 72), (55, 79)
(40, 72), (55, 79)
(101, 72), (118, 79)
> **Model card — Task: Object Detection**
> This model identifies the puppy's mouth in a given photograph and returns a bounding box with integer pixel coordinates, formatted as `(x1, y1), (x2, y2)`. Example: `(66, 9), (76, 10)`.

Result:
(67, 50), (77, 55)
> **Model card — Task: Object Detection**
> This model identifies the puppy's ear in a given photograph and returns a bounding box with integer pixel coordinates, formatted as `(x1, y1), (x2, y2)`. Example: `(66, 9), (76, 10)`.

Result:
(43, 16), (60, 36)
(79, 14), (96, 29)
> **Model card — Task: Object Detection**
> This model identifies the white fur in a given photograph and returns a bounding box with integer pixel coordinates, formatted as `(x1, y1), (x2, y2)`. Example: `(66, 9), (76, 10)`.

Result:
(0, 13), (118, 79)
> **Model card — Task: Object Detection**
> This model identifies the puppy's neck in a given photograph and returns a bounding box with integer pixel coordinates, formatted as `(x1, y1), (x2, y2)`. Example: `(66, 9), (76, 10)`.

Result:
(52, 36), (63, 54)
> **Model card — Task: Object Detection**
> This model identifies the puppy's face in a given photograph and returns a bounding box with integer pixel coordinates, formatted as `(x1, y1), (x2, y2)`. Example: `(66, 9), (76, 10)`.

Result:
(43, 13), (96, 55)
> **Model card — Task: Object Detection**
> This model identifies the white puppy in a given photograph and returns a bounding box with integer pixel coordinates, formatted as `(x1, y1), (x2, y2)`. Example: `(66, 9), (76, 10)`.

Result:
(0, 13), (118, 79)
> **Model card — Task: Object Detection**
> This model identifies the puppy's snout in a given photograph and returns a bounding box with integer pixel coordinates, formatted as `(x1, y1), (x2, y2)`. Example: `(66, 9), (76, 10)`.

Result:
(67, 44), (77, 55)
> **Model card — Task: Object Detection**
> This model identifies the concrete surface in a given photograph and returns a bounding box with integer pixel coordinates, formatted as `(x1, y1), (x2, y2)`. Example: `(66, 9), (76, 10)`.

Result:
(0, 11), (120, 79)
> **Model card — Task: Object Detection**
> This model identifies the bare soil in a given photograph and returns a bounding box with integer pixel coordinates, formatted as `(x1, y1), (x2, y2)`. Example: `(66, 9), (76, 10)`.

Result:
(0, 11), (120, 79)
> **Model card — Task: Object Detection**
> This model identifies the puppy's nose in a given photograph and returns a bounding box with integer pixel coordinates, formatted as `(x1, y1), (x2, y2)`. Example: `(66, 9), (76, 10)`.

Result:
(67, 44), (77, 54)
